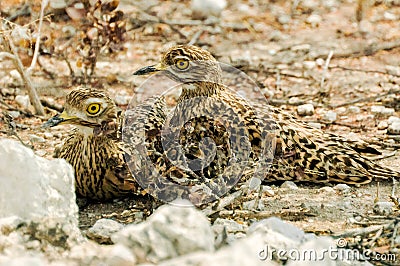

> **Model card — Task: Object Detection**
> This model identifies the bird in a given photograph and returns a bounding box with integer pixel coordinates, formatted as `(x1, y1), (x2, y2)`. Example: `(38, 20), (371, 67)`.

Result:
(133, 45), (400, 190)
(42, 87), (138, 200)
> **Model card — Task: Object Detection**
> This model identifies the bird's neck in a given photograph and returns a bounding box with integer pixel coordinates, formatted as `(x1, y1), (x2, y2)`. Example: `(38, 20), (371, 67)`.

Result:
(179, 82), (225, 100)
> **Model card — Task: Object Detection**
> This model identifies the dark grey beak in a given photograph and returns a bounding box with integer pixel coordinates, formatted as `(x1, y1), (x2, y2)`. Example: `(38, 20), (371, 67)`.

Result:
(41, 114), (65, 128)
(133, 64), (161, 75)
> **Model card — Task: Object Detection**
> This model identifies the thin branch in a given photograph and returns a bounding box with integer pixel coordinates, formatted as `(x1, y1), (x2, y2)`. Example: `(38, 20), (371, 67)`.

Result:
(27, 0), (49, 73)
(0, 33), (45, 115)
(320, 50), (334, 89)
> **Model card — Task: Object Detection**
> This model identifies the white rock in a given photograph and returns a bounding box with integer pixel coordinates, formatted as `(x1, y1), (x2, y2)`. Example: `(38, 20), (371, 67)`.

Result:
(0, 138), (78, 225)
(348, 106), (360, 113)
(281, 181), (298, 190)
(308, 122), (322, 129)
(306, 14), (322, 27)
(50, 0), (67, 9)
(388, 116), (400, 125)
(14, 95), (31, 110)
(371, 105), (394, 116)
(112, 201), (214, 263)
(333, 184), (351, 194)
(248, 217), (306, 244)
(319, 186), (335, 193)
(8, 111), (20, 119)
(323, 110), (337, 122)
(114, 94), (131, 106)
(278, 14), (291, 25)
(373, 202), (394, 215)
(315, 58), (324, 66)
(383, 11), (397, 21)
(158, 233), (274, 266)
(388, 121), (400, 135)
(69, 241), (137, 265)
(191, 0), (227, 19)
(248, 177), (262, 191)
(262, 185), (275, 196)
(377, 121), (388, 130)
(297, 104), (314, 116)
(286, 237), (337, 265)
(87, 219), (124, 244)
(43, 132), (53, 139)
(303, 61), (316, 69)
(213, 218), (244, 233)
(9, 70), (22, 83)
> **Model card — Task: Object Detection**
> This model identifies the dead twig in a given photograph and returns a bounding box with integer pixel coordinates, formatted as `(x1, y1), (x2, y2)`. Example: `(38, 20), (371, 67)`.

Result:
(1, 111), (33, 148)
(27, 0), (48, 74)
(329, 88), (400, 108)
(320, 50), (334, 90)
(0, 33), (45, 115)
(188, 29), (203, 46)
(330, 65), (400, 78)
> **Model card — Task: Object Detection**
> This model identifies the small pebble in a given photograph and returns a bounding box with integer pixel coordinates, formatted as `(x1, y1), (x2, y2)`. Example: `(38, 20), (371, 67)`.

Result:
(308, 122), (322, 129)
(388, 121), (400, 135)
(336, 107), (347, 114)
(297, 103), (314, 116)
(278, 14), (291, 25)
(388, 116), (400, 125)
(383, 11), (397, 21)
(43, 132), (53, 139)
(373, 202), (394, 215)
(303, 61), (316, 69)
(262, 185), (275, 197)
(29, 134), (46, 143)
(333, 184), (351, 194)
(348, 106), (360, 113)
(8, 111), (20, 118)
(248, 177), (262, 191)
(281, 181), (298, 190)
(15, 95), (31, 109)
(10, 70), (22, 83)
(377, 121), (388, 130)
(319, 186), (335, 193)
(306, 14), (322, 27)
(316, 58), (324, 66)
(323, 110), (337, 123)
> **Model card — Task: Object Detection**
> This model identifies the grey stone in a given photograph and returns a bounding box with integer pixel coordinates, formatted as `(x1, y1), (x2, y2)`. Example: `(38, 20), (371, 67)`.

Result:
(191, 0), (227, 18)
(248, 217), (306, 244)
(297, 104), (314, 116)
(278, 14), (291, 25)
(319, 186), (335, 193)
(348, 106), (361, 113)
(333, 184), (351, 194)
(308, 122), (322, 129)
(262, 185), (275, 196)
(371, 106), (395, 116)
(87, 218), (124, 244)
(286, 237), (336, 265)
(377, 121), (388, 130)
(158, 233), (278, 266)
(14, 95), (30, 109)
(388, 116), (400, 125)
(323, 111), (337, 123)
(373, 202), (394, 215)
(213, 218), (245, 233)
(306, 14), (322, 27)
(249, 177), (262, 191)
(281, 181), (298, 190)
(112, 201), (214, 263)
(0, 139), (78, 225)
(388, 121), (400, 134)
(29, 134), (46, 143)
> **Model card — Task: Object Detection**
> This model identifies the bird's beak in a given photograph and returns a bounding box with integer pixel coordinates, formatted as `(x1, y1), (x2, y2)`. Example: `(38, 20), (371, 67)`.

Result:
(133, 63), (166, 75)
(42, 110), (77, 128)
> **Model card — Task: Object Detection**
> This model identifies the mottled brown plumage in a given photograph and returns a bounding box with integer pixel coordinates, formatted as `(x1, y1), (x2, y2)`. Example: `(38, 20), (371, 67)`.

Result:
(43, 87), (137, 200)
(133, 45), (400, 189)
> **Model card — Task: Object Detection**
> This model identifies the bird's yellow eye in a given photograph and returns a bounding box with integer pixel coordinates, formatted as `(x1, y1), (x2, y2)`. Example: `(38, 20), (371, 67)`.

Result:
(86, 103), (101, 115)
(175, 59), (189, 70)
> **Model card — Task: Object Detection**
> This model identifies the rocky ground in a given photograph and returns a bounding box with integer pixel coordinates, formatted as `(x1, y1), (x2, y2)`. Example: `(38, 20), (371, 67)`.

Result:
(1, 0), (400, 265)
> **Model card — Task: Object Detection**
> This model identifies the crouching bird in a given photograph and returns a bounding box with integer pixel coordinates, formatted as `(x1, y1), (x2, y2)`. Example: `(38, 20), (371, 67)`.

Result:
(43, 87), (138, 200)
(133, 45), (400, 187)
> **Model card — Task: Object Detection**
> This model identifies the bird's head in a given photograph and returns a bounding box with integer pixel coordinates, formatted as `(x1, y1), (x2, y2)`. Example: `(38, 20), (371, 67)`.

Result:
(133, 45), (222, 85)
(43, 87), (118, 133)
